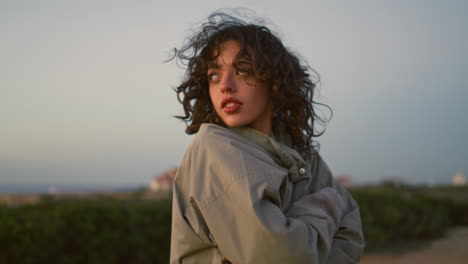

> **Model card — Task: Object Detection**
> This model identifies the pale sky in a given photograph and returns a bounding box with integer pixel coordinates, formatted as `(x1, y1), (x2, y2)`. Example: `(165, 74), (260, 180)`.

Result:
(1, 0), (467, 189)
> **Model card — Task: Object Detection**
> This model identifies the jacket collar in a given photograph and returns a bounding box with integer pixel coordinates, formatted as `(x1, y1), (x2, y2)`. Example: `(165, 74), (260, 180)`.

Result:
(229, 126), (305, 169)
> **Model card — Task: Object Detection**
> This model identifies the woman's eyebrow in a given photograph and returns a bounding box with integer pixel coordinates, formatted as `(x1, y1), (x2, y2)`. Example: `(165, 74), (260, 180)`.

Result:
(207, 62), (221, 70)
(234, 60), (253, 69)
(234, 58), (252, 65)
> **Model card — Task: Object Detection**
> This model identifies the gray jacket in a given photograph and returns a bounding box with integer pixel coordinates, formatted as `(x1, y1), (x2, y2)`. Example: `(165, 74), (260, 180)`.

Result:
(170, 124), (365, 263)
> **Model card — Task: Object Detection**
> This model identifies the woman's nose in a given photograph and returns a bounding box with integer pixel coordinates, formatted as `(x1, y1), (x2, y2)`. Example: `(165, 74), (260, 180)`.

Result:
(220, 72), (236, 93)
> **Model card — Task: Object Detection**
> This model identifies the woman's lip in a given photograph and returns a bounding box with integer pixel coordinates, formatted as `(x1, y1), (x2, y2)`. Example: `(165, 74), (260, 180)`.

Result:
(223, 103), (241, 113)
(221, 98), (243, 108)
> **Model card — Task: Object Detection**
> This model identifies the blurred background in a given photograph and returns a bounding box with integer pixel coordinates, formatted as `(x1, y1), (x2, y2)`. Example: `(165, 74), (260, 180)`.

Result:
(2, 0), (467, 190)
(1, 0), (467, 263)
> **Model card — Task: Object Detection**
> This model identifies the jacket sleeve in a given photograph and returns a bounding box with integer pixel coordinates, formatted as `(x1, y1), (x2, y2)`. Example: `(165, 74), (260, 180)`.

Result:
(190, 133), (346, 264)
(324, 184), (365, 263)
(308, 154), (366, 263)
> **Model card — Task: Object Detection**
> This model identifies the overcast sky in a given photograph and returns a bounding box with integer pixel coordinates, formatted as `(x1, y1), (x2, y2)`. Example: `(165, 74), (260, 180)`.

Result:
(1, 0), (467, 189)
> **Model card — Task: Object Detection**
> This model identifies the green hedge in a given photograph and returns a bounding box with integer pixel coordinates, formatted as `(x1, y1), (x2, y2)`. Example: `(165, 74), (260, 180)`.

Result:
(350, 187), (451, 249)
(409, 186), (468, 227)
(1, 187), (465, 262)
(0, 198), (172, 264)
(447, 200), (468, 226)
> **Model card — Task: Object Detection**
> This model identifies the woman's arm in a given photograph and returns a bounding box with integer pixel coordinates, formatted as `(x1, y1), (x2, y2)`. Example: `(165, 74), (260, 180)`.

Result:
(326, 202), (365, 263)
(201, 173), (344, 263)
(305, 154), (365, 263)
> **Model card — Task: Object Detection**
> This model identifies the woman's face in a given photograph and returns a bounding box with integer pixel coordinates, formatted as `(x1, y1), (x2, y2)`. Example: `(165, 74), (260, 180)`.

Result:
(207, 40), (273, 135)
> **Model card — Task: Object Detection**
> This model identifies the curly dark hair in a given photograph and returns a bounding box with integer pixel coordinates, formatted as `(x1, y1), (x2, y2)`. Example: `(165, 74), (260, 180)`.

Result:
(171, 10), (331, 160)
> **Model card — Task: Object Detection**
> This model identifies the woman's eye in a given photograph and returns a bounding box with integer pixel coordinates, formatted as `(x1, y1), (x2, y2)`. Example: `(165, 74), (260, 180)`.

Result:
(236, 68), (253, 76)
(236, 70), (248, 76)
(207, 73), (219, 82)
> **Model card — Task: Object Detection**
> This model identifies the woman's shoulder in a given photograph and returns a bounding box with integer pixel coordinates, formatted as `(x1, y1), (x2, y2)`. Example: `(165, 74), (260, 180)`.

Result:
(189, 124), (239, 152)
(183, 124), (246, 163)
(186, 123), (279, 169)
(196, 123), (241, 142)
(192, 124), (265, 154)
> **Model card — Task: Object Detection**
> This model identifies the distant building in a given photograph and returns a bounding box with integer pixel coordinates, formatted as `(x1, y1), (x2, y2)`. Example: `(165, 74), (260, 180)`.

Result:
(335, 174), (353, 188)
(453, 171), (466, 186)
(150, 168), (177, 192)
(48, 186), (58, 195)
(0, 194), (40, 206)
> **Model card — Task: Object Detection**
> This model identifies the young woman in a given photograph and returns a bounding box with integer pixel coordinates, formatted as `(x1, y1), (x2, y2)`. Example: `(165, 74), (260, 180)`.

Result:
(169, 11), (365, 264)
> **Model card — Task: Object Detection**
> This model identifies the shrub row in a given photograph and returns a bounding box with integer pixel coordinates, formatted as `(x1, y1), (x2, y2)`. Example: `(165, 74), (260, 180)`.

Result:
(350, 187), (451, 249)
(410, 186), (468, 227)
(0, 198), (172, 264)
(1, 187), (464, 263)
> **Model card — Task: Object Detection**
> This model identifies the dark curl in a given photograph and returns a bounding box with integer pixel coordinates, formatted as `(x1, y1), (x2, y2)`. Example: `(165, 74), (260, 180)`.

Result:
(170, 10), (332, 160)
